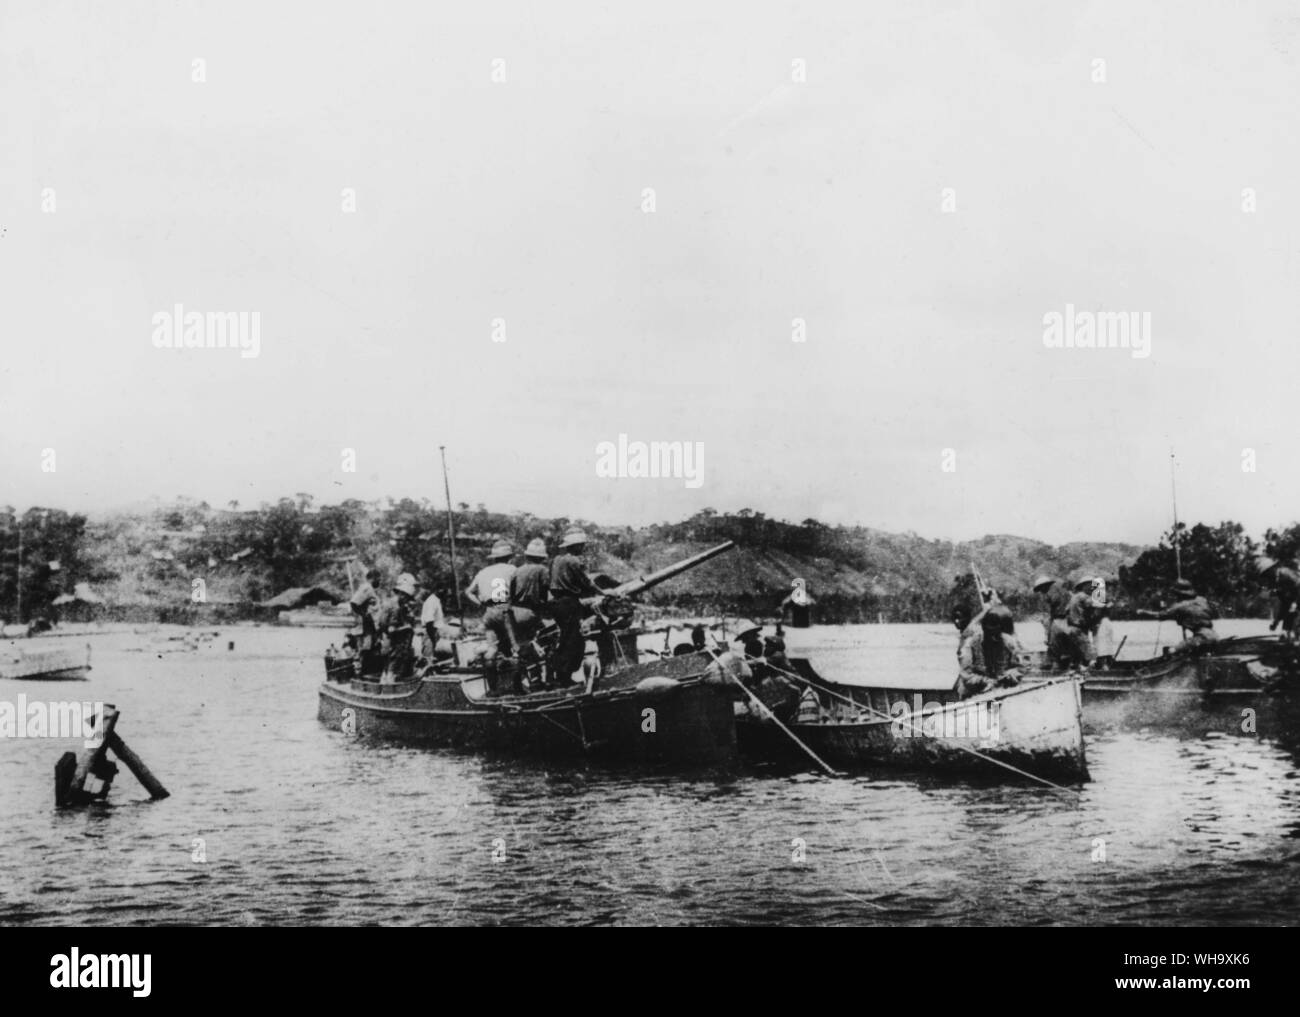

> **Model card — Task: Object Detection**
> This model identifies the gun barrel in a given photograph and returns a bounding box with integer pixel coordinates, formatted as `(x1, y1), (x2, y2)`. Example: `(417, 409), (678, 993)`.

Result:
(609, 541), (736, 599)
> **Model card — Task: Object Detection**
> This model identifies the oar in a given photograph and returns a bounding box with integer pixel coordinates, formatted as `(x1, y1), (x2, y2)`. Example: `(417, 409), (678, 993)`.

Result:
(1113, 635), (1127, 661)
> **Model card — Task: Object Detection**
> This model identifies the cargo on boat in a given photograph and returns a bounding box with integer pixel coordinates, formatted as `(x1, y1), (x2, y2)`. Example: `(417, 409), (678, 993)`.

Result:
(736, 659), (1088, 782)
(0, 641), (91, 681)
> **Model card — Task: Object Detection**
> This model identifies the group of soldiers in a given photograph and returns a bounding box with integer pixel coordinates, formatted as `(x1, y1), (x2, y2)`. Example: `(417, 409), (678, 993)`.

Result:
(950, 555), (1300, 697)
(344, 529), (605, 687)
(1031, 574), (1120, 670)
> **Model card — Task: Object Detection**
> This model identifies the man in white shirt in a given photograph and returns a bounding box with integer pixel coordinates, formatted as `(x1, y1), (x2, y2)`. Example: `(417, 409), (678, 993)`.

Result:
(465, 541), (517, 660)
(420, 588), (452, 662)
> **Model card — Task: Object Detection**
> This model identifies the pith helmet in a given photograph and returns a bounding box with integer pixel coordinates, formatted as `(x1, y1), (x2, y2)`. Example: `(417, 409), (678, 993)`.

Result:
(395, 573), (417, 596)
(731, 619), (762, 640)
(560, 530), (588, 548)
(488, 540), (514, 560)
(1254, 555), (1278, 575)
(1074, 577), (1096, 592)
(1032, 575), (1055, 592)
(1173, 578), (1196, 597)
(525, 538), (548, 559)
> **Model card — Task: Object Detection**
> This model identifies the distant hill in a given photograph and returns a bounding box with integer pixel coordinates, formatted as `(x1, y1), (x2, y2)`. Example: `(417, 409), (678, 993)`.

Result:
(12, 500), (1141, 625)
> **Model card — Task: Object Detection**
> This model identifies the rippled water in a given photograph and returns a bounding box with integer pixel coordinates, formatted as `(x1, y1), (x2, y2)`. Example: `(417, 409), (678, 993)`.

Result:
(2, 621), (1298, 925)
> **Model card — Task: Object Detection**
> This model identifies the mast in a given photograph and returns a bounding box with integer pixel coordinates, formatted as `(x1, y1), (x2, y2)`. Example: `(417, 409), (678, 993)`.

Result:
(439, 446), (464, 621)
(1169, 448), (1183, 580)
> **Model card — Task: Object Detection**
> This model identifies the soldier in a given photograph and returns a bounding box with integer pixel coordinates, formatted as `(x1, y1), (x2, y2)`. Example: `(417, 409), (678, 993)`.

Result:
(350, 567), (383, 677)
(1055, 579), (1097, 670)
(1136, 578), (1218, 653)
(465, 540), (517, 660)
(1082, 576), (1112, 663)
(955, 598), (1023, 697)
(691, 624), (708, 652)
(419, 583), (452, 663)
(375, 573), (419, 680)
(1256, 557), (1300, 641)
(1032, 574), (1075, 668)
(732, 619), (766, 664)
(731, 620), (800, 721)
(548, 530), (602, 684)
(509, 538), (550, 652)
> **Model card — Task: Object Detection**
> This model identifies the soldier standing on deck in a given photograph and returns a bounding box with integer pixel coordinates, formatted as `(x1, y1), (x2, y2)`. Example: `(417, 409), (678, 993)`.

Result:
(548, 530), (602, 685)
(1257, 557), (1300, 642)
(377, 573), (419, 680)
(1055, 580), (1097, 670)
(420, 583), (452, 663)
(1032, 574), (1074, 668)
(350, 567), (383, 677)
(465, 541), (517, 660)
(510, 539), (551, 653)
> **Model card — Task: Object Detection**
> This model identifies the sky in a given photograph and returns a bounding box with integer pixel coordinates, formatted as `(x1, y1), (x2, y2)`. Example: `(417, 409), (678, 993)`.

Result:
(2, 0), (1298, 546)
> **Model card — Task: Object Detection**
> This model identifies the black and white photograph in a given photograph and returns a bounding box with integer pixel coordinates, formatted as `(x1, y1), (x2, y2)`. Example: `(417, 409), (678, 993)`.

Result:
(0, 0), (1295, 963)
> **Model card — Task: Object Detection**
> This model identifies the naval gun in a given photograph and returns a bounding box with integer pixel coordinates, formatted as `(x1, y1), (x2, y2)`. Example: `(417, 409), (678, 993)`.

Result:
(585, 540), (737, 668)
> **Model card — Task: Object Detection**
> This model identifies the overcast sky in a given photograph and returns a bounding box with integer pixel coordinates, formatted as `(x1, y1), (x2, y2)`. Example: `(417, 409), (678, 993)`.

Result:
(2, 0), (1297, 545)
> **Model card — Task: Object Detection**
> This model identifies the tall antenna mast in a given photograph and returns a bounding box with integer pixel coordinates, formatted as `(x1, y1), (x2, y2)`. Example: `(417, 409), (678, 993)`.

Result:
(1169, 448), (1183, 580)
(439, 446), (463, 620)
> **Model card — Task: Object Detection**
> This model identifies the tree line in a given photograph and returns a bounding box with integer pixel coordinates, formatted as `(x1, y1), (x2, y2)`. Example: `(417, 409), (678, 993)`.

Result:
(1, 501), (1292, 624)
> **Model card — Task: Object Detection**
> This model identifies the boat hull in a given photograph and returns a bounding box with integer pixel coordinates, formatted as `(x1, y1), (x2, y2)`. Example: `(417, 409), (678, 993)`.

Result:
(0, 642), (92, 681)
(318, 666), (737, 766)
(737, 662), (1087, 782)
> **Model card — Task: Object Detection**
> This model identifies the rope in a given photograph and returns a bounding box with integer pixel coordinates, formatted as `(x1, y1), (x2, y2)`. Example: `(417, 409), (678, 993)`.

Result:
(735, 650), (1081, 794)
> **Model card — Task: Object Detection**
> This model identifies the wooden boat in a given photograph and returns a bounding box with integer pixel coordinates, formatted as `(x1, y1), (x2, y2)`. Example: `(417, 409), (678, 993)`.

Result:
(1022, 633), (1298, 699)
(0, 641), (91, 680)
(318, 543), (742, 766)
(736, 659), (1088, 782)
(318, 647), (737, 765)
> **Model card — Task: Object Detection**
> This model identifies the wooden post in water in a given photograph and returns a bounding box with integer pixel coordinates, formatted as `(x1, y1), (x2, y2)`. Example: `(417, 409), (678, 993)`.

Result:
(56, 706), (120, 805)
(106, 731), (170, 800)
(54, 706), (170, 806)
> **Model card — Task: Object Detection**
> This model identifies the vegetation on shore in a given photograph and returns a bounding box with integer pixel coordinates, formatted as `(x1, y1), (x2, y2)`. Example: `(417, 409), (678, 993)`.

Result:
(2, 501), (1294, 626)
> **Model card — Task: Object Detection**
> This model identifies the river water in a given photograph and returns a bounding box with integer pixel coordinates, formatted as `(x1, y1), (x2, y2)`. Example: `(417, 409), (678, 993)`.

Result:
(2, 621), (1298, 926)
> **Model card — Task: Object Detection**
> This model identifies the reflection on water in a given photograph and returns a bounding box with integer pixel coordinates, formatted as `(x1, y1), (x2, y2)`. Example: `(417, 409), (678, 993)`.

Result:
(1, 622), (1297, 925)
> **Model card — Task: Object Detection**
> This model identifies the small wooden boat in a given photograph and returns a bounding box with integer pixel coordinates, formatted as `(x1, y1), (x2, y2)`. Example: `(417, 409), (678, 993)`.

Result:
(736, 659), (1088, 782)
(0, 641), (91, 680)
(1023, 633), (1298, 699)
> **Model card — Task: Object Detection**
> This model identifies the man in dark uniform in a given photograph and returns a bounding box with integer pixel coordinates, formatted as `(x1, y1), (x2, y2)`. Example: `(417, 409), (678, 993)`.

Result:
(731, 620), (800, 721)
(1033, 574), (1075, 668)
(955, 597), (1023, 696)
(1137, 578), (1218, 653)
(509, 538), (550, 654)
(548, 530), (602, 684)
(377, 572), (419, 680)
(1257, 557), (1300, 641)
(1060, 579), (1097, 668)
(350, 567), (384, 677)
